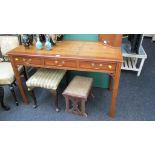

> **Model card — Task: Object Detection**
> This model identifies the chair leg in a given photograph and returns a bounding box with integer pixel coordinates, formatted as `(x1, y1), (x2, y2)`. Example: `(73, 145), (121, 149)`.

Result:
(13, 81), (17, 87)
(9, 84), (19, 106)
(29, 90), (38, 108)
(51, 90), (60, 112)
(0, 87), (10, 111)
(65, 71), (69, 85)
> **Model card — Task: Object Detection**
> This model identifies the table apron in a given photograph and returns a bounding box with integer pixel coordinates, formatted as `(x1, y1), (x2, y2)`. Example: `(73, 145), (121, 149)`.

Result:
(12, 56), (117, 74)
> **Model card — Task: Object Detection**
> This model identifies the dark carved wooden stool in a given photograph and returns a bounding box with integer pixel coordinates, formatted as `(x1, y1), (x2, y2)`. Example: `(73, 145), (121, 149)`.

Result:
(62, 76), (93, 117)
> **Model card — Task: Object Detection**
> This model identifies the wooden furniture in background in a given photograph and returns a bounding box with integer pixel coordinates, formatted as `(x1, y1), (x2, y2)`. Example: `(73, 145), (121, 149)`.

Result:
(98, 34), (122, 47)
(8, 37), (123, 117)
(63, 76), (93, 117)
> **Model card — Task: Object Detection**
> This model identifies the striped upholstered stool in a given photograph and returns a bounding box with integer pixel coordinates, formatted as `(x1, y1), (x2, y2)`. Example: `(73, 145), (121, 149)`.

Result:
(26, 68), (66, 112)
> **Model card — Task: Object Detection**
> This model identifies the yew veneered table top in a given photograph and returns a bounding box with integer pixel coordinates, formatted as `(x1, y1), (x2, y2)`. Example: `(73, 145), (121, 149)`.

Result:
(8, 40), (123, 62)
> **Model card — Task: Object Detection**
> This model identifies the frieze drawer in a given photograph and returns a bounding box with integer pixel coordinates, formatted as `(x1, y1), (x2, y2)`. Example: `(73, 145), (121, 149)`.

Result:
(45, 58), (77, 68)
(79, 61), (116, 71)
(14, 57), (42, 66)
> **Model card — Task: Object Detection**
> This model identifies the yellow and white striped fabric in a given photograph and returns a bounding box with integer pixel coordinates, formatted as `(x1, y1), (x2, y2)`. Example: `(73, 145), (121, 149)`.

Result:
(26, 68), (66, 90)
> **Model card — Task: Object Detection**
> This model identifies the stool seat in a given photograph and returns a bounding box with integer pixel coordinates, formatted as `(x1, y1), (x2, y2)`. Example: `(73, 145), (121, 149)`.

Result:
(63, 76), (93, 100)
(26, 68), (66, 90)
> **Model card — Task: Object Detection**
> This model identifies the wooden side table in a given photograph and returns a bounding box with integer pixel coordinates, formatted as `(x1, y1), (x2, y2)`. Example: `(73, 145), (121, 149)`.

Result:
(8, 39), (123, 117)
(62, 76), (93, 117)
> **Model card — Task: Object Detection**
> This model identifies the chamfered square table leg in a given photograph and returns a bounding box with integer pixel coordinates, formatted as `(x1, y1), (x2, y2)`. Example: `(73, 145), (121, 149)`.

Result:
(10, 56), (29, 104)
(109, 63), (121, 117)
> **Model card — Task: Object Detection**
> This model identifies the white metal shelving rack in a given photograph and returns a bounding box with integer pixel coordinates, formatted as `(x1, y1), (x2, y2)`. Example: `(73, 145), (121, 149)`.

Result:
(121, 44), (147, 76)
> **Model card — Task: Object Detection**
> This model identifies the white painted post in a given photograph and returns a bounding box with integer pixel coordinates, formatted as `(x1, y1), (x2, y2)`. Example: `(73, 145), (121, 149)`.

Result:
(134, 58), (138, 66)
(137, 58), (146, 76)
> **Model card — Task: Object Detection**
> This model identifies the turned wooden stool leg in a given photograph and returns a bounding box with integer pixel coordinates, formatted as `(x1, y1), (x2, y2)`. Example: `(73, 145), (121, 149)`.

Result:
(51, 90), (60, 112)
(81, 99), (87, 117)
(29, 90), (38, 108)
(23, 66), (28, 81)
(64, 96), (70, 112)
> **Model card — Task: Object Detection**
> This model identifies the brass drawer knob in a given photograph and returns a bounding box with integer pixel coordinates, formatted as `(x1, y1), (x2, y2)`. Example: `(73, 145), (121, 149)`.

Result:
(28, 59), (32, 62)
(23, 58), (26, 61)
(99, 64), (103, 67)
(15, 58), (19, 61)
(103, 40), (107, 45)
(91, 63), (95, 66)
(62, 61), (65, 64)
(108, 65), (112, 69)
(55, 60), (58, 64)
